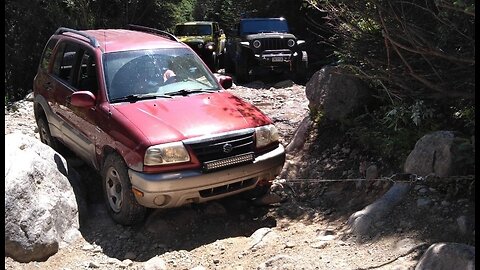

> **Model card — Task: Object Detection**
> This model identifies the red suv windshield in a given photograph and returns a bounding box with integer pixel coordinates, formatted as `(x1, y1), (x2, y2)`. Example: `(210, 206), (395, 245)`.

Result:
(104, 47), (220, 102)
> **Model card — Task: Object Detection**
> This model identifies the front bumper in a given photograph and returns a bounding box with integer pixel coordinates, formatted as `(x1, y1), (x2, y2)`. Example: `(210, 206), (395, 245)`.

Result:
(253, 50), (300, 69)
(129, 144), (285, 208)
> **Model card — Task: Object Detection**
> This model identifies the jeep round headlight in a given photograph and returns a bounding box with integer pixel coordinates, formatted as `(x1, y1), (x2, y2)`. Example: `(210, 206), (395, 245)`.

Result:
(287, 39), (295, 47)
(255, 124), (280, 148)
(197, 43), (204, 49)
(144, 142), (190, 166)
(206, 42), (215, 50)
(253, 40), (261, 49)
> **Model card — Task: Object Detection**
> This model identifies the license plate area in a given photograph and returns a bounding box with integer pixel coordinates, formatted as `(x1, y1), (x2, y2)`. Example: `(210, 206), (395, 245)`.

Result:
(272, 57), (283, 62)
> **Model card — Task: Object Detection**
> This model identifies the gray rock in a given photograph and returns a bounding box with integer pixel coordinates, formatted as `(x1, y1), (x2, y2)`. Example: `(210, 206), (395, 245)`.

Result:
(415, 243), (475, 270)
(404, 131), (455, 177)
(305, 66), (370, 121)
(347, 183), (411, 236)
(5, 134), (80, 263)
(249, 228), (278, 249)
(143, 256), (167, 270)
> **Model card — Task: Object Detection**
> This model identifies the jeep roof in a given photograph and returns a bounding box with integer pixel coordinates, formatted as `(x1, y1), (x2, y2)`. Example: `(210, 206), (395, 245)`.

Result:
(176, 21), (216, 26)
(238, 17), (290, 34)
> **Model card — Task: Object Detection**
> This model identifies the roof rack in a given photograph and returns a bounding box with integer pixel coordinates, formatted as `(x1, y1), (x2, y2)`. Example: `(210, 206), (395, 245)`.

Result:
(126, 24), (180, 42)
(55, 27), (100, 47)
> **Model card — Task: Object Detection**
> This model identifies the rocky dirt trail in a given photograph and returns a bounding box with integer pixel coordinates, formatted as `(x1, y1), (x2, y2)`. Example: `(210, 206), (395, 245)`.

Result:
(4, 78), (475, 270)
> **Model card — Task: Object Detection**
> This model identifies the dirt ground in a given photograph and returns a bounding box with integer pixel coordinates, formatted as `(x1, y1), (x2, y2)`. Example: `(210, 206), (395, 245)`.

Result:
(4, 75), (475, 270)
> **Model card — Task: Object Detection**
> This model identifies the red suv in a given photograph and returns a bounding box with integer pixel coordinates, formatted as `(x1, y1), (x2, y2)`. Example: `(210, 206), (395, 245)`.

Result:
(33, 25), (285, 225)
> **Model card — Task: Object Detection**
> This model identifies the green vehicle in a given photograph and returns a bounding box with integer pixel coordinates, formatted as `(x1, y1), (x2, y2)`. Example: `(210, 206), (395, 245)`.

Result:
(174, 21), (226, 72)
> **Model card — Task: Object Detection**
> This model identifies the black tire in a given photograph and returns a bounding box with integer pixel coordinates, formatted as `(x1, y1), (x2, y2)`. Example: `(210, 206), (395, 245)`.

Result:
(37, 116), (59, 150)
(102, 153), (146, 225)
(293, 59), (308, 84)
(209, 53), (218, 73)
(235, 55), (249, 83)
(224, 54), (234, 74)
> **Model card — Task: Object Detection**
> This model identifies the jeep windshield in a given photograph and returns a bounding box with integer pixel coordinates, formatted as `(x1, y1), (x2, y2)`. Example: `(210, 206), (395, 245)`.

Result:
(104, 47), (220, 102)
(240, 18), (289, 35)
(175, 25), (212, 36)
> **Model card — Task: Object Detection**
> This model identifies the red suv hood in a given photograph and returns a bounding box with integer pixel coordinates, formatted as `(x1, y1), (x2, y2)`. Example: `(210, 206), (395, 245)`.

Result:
(112, 91), (271, 144)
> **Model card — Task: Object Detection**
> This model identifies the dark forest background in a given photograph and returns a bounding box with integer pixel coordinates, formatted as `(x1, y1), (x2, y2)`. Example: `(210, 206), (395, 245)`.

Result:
(5, 0), (475, 167)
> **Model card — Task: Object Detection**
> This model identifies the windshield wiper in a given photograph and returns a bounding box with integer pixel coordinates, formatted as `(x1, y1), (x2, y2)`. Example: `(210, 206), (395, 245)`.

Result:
(165, 89), (215, 96)
(110, 93), (172, 103)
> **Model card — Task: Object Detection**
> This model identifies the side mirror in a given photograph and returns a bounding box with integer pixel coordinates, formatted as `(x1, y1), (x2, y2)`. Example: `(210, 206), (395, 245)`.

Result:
(215, 74), (233, 89)
(70, 91), (96, 107)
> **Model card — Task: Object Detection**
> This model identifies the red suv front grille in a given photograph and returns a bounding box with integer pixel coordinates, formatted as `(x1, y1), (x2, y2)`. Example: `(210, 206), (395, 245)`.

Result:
(185, 131), (255, 163)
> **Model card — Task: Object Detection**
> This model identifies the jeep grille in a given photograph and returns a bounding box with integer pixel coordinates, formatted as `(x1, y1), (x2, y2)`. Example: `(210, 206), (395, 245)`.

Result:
(260, 38), (290, 51)
(185, 131), (255, 164)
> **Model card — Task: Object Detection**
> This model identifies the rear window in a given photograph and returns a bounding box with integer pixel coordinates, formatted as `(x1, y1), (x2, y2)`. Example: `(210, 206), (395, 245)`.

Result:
(39, 38), (57, 70)
(52, 43), (80, 83)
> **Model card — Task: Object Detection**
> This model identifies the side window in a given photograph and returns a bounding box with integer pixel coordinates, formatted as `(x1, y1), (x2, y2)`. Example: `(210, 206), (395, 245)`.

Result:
(40, 38), (57, 70)
(77, 50), (99, 94)
(52, 43), (80, 84)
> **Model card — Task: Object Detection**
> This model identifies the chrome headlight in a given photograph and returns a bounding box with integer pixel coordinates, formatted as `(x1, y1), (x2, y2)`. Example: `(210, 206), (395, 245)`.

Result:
(144, 142), (190, 166)
(197, 43), (204, 49)
(252, 40), (261, 49)
(287, 39), (295, 47)
(206, 42), (215, 50)
(255, 124), (280, 148)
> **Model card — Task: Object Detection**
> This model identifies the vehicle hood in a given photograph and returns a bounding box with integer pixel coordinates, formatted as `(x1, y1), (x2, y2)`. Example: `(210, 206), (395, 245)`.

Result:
(112, 91), (271, 144)
(245, 32), (296, 40)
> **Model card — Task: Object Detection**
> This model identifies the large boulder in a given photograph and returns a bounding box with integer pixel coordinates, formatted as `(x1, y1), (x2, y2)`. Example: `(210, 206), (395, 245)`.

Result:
(5, 134), (80, 262)
(404, 131), (457, 177)
(305, 66), (370, 121)
(415, 242), (475, 270)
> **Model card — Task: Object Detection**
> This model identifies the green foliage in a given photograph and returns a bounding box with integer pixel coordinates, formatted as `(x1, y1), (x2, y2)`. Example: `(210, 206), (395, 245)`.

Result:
(383, 100), (435, 131)
(313, 0), (475, 103)
(344, 96), (468, 167)
(451, 136), (475, 175)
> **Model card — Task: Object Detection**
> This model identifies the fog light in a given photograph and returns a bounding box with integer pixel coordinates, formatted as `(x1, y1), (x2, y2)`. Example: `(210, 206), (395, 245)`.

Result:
(154, 195), (167, 206)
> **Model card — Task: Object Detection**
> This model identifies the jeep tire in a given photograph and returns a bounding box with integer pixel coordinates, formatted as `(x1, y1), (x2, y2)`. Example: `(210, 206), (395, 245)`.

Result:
(235, 54), (249, 83)
(224, 53), (235, 74)
(209, 53), (218, 73)
(293, 56), (308, 84)
(102, 153), (146, 225)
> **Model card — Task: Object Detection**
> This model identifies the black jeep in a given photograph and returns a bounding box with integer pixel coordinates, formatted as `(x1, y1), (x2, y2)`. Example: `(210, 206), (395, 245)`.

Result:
(225, 17), (308, 83)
